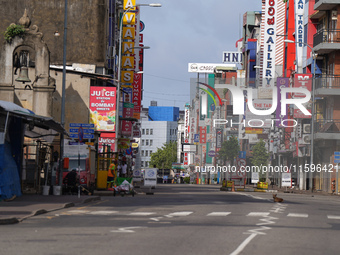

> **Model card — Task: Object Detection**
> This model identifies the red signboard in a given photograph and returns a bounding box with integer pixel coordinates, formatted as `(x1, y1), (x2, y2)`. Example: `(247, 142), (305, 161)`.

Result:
(99, 133), (115, 151)
(133, 73), (142, 117)
(293, 74), (312, 118)
(200, 127), (206, 144)
(89, 86), (116, 132)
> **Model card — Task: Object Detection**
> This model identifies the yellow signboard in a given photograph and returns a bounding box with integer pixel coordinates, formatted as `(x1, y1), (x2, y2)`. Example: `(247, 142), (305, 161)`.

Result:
(123, 12), (135, 25)
(123, 42), (135, 54)
(121, 70), (134, 83)
(122, 26), (135, 40)
(124, 0), (136, 10)
(121, 56), (134, 69)
(245, 127), (263, 134)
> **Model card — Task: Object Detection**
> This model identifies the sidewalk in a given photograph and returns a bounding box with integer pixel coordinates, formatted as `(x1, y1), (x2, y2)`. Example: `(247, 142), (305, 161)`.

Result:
(0, 193), (101, 225)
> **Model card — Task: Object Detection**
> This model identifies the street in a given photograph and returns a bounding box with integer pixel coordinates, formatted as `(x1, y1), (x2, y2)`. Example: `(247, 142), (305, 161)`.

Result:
(1, 184), (340, 255)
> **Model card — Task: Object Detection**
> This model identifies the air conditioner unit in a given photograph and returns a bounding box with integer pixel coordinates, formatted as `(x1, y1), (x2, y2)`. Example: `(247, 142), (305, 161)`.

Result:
(301, 134), (311, 145)
(303, 124), (311, 134)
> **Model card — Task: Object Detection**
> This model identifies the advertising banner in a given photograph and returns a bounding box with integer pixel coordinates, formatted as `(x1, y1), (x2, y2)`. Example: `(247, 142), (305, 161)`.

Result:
(293, 74), (312, 118)
(276, 77), (289, 127)
(89, 86), (116, 132)
(200, 127), (206, 144)
(133, 73), (142, 118)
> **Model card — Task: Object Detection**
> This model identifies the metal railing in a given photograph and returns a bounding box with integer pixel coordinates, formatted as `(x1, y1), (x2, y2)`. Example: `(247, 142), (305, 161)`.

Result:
(313, 29), (340, 47)
(314, 76), (340, 89)
(314, 119), (340, 133)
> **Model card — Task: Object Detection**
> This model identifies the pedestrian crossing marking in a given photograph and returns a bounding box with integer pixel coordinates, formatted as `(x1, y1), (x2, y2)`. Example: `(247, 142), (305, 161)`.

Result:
(207, 212), (231, 216)
(287, 213), (308, 218)
(327, 215), (340, 220)
(247, 212), (270, 217)
(88, 211), (118, 215)
(167, 212), (193, 217)
(129, 212), (156, 216)
(67, 210), (90, 214)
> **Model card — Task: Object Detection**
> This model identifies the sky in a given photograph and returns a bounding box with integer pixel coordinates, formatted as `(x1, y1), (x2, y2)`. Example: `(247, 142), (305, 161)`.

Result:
(139, 0), (263, 110)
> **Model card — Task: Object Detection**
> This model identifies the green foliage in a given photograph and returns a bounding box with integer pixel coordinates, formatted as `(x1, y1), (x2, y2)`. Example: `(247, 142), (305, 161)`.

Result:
(251, 139), (269, 179)
(183, 177), (190, 184)
(4, 24), (25, 43)
(217, 136), (240, 165)
(283, 0), (288, 3)
(150, 141), (177, 169)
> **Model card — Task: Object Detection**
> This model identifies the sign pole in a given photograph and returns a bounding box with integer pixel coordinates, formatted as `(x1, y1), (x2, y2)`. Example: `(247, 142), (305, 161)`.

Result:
(337, 163), (339, 195)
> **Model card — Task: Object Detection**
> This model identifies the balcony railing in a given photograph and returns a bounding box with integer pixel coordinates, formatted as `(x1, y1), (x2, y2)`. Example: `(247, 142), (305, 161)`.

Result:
(315, 76), (340, 89)
(314, 119), (340, 133)
(313, 29), (340, 47)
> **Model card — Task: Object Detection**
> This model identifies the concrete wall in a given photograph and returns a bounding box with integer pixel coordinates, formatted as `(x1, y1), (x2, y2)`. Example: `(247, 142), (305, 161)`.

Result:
(0, 0), (108, 66)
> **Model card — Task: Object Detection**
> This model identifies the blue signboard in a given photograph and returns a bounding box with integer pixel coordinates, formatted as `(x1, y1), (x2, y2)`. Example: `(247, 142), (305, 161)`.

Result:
(239, 151), (246, 159)
(194, 134), (199, 143)
(70, 123), (94, 128)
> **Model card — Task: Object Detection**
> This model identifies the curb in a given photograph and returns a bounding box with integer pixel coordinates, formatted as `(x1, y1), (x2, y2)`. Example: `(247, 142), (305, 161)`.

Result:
(2, 196), (101, 225)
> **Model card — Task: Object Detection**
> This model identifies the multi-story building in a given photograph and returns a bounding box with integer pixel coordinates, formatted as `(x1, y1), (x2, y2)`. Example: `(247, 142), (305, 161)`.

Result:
(138, 104), (181, 168)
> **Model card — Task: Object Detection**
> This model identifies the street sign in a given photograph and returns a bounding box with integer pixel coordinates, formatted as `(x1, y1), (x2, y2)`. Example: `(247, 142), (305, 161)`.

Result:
(208, 150), (215, 157)
(334, 152), (340, 163)
(78, 127), (84, 143)
(144, 168), (157, 187)
(335, 151), (340, 155)
(70, 123), (94, 128)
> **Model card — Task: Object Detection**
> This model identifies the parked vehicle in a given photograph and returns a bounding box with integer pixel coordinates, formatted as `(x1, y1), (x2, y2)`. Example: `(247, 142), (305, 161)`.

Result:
(62, 141), (96, 193)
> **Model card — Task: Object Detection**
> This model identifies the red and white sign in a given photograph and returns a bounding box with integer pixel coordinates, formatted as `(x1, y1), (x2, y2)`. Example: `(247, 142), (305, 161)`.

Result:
(184, 106), (190, 139)
(133, 73), (142, 118)
(89, 86), (116, 132)
(183, 152), (188, 166)
(99, 133), (115, 151)
(200, 127), (206, 144)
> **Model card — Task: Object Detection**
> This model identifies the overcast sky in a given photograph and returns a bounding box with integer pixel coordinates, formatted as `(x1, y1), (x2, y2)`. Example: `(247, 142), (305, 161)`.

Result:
(140, 0), (262, 110)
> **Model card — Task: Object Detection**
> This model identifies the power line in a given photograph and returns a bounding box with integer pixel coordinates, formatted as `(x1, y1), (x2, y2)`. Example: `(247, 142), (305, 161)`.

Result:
(143, 95), (188, 102)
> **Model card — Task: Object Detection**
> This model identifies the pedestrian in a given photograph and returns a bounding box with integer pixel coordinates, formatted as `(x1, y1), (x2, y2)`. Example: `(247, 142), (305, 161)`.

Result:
(107, 160), (117, 189)
(121, 161), (127, 178)
(64, 169), (78, 194)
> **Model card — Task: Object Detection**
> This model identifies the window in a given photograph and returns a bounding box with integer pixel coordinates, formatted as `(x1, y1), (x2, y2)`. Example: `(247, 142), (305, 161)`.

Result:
(146, 129), (149, 135)
(150, 140), (153, 146)
(150, 150), (152, 156)
(141, 161), (144, 167)
(145, 161), (149, 167)
(141, 150), (144, 157)
(142, 129), (145, 135)
(145, 150), (148, 157)
(150, 129), (153, 135)
(142, 140), (144, 146)
(146, 139), (149, 146)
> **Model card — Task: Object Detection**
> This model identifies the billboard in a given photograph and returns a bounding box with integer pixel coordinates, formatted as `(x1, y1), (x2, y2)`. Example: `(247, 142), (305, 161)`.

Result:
(89, 86), (116, 132)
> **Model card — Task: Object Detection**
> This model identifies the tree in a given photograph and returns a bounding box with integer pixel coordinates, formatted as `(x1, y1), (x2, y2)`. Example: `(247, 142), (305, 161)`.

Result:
(150, 141), (177, 169)
(218, 136), (240, 165)
(251, 139), (269, 181)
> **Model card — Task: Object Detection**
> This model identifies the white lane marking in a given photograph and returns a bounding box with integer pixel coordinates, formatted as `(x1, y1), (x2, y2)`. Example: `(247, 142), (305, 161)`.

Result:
(129, 212), (155, 216)
(67, 210), (90, 214)
(110, 226), (146, 233)
(247, 212), (270, 217)
(166, 211), (193, 217)
(287, 213), (308, 218)
(230, 233), (258, 255)
(150, 217), (163, 222)
(87, 211), (118, 215)
(207, 212), (231, 216)
(327, 215), (340, 220)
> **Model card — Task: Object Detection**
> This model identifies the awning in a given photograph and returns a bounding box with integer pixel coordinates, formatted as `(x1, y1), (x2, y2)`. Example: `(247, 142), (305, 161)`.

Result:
(0, 100), (68, 139)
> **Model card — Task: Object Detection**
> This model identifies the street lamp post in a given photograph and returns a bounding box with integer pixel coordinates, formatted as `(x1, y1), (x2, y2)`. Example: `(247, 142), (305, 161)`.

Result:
(115, 3), (161, 153)
(284, 39), (316, 191)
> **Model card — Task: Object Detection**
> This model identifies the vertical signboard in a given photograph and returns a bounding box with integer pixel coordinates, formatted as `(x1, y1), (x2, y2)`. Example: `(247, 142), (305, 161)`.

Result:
(295, 0), (305, 72)
(121, 102), (134, 136)
(276, 77), (289, 127)
(89, 86), (116, 132)
(293, 74), (312, 118)
(216, 128), (223, 149)
(263, 0), (277, 87)
(184, 105), (190, 143)
(133, 73), (142, 119)
(200, 127), (206, 144)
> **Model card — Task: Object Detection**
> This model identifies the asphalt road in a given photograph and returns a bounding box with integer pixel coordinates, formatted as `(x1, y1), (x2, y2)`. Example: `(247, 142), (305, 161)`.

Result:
(1, 184), (340, 255)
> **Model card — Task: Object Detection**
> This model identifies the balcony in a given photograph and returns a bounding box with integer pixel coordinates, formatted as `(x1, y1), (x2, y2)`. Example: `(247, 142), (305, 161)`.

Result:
(314, 119), (340, 140)
(314, 76), (340, 96)
(313, 29), (340, 54)
(314, 0), (340, 11)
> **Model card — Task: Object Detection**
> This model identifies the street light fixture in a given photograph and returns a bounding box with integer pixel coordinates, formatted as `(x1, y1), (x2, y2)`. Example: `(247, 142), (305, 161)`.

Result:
(115, 3), (161, 152)
(284, 39), (316, 191)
